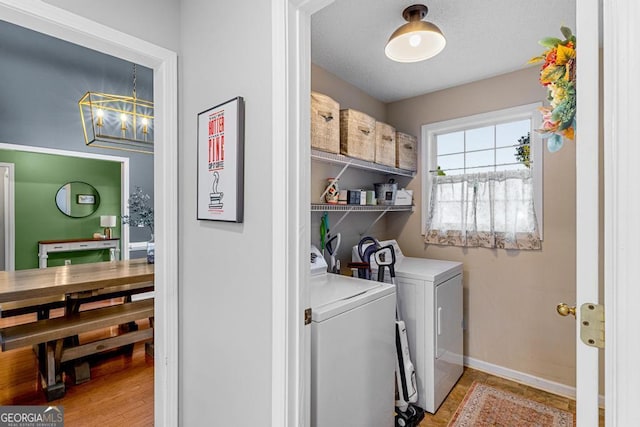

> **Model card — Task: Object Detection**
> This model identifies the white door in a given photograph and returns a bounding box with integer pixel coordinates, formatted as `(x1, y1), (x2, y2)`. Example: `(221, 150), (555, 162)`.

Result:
(574, 0), (600, 425)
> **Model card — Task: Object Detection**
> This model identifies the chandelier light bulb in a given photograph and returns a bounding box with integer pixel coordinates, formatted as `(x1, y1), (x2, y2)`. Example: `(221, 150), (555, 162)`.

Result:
(141, 117), (149, 136)
(120, 113), (127, 136)
(96, 109), (104, 127)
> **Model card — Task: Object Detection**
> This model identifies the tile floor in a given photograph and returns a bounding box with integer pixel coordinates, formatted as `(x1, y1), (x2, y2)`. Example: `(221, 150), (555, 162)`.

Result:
(419, 367), (604, 426)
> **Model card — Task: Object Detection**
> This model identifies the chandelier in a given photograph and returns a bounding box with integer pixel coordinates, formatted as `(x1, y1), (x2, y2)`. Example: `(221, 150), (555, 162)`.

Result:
(78, 64), (154, 154)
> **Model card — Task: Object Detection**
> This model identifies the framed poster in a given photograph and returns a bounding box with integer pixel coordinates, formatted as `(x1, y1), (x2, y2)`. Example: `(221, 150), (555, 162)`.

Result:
(197, 96), (245, 222)
(77, 194), (96, 204)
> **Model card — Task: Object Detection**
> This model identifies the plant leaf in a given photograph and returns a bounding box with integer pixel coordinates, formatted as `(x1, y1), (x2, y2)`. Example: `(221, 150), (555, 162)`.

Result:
(560, 26), (573, 40)
(539, 37), (562, 48)
(540, 65), (566, 84)
(527, 55), (545, 64)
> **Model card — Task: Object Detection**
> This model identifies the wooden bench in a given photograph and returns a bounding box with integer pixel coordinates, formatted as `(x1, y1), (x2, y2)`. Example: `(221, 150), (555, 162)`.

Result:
(0, 294), (66, 319)
(0, 282), (154, 319)
(0, 298), (154, 400)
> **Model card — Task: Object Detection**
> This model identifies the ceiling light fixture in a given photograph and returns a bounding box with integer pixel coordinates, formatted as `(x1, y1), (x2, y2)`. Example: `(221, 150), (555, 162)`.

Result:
(78, 64), (154, 154)
(385, 4), (446, 63)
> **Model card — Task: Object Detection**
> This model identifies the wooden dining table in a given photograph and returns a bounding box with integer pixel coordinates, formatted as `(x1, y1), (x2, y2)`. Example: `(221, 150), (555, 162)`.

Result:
(0, 258), (154, 305)
(0, 259), (155, 400)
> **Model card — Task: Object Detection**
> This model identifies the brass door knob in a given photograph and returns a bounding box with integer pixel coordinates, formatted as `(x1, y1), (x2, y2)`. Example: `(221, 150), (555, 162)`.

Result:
(557, 303), (576, 317)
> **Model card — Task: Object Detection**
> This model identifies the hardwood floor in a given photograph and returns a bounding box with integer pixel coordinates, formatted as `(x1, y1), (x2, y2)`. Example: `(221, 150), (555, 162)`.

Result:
(0, 308), (154, 427)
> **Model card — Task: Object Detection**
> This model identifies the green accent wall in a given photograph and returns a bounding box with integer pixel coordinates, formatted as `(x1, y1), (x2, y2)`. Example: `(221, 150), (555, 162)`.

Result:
(0, 149), (121, 269)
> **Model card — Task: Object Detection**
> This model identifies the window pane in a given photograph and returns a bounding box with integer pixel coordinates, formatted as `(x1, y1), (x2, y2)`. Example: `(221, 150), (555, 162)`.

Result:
(465, 126), (494, 151)
(466, 149), (494, 169)
(437, 131), (464, 155)
(496, 119), (530, 148)
(495, 146), (524, 166)
(436, 153), (464, 174)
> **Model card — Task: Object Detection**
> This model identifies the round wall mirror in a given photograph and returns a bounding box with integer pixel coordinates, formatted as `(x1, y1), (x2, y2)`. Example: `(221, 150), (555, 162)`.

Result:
(55, 181), (101, 218)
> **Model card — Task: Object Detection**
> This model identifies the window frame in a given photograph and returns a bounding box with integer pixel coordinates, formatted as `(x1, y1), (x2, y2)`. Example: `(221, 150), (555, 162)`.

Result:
(421, 102), (543, 238)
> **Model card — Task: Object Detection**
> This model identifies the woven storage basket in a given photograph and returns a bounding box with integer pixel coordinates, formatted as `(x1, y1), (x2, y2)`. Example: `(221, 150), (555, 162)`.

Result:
(396, 131), (418, 171)
(374, 122), (396, 167)
(311, 92), (340, 153)
(340, 109), (375, 162)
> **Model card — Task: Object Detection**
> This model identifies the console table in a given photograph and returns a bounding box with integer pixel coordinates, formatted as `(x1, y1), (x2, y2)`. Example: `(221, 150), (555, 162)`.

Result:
(38, 238), (120, 268)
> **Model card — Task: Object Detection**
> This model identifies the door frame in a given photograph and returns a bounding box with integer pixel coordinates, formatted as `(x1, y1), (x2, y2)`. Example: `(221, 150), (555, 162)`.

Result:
(0, 2), (179, 426)
(281, 1), (636, 427)
(272, 0), (334, 425)
(603, 1), (640, 425)
(0, 162), (14, 271)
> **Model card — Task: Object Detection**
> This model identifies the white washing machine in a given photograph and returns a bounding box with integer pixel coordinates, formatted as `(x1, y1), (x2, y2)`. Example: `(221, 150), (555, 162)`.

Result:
(310, 245), (396, 427)
(352, 239), (463, 414)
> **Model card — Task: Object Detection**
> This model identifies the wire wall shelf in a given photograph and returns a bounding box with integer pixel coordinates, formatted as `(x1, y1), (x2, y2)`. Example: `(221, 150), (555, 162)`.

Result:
(312, 204), (413, 235)
(311, 204), (413, 212)
(311, 149), (416, 177)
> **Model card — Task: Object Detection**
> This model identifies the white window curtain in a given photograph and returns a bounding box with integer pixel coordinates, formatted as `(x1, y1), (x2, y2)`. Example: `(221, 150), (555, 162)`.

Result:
(425, 169), (541, 250)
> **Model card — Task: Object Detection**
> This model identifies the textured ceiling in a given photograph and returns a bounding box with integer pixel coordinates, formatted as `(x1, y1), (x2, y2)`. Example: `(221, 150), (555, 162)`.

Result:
(311, 0), (576, 103)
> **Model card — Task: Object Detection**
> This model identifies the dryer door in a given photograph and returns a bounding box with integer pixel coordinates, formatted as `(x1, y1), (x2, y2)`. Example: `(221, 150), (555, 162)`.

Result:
(435, 274), (463, 360)
(433, 273), (464, 411)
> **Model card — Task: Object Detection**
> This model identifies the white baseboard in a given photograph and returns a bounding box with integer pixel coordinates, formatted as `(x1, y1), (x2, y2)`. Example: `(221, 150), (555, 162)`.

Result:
(129, 241), (147, 252)
(131, 291), (155, 301)
(463, 356), (605, 408)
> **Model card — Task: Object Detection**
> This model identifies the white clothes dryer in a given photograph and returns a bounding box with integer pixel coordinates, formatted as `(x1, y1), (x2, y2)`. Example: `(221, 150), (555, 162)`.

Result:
(352, 239), (463, 414)
(310, 245), (396, 427)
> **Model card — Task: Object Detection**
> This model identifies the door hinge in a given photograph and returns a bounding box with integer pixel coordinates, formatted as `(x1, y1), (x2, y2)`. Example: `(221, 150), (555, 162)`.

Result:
(304, 308), (312, 325)
(580, 303), (604, 349)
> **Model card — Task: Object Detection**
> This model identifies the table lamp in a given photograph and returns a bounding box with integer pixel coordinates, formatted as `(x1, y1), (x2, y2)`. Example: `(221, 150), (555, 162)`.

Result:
(100, 215), (117, 239)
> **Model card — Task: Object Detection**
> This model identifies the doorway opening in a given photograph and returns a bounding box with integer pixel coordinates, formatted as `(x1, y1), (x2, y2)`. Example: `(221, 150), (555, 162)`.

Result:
(0, 2), (178, 425)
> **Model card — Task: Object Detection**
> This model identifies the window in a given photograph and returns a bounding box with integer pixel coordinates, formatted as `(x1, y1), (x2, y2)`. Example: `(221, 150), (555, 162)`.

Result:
(421, 103), (543, 249)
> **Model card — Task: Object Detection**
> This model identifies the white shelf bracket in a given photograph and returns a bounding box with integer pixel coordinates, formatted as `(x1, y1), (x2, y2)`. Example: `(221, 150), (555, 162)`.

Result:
(360, 207), (391, 236)
(331, 208), (354, 231)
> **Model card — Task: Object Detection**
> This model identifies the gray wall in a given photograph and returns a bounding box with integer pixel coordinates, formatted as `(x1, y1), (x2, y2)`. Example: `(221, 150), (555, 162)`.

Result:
(179, 1), (274, 424)
(0, 20), (154, 242)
